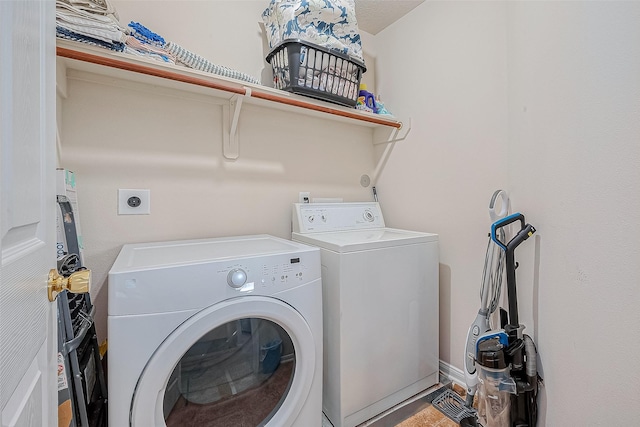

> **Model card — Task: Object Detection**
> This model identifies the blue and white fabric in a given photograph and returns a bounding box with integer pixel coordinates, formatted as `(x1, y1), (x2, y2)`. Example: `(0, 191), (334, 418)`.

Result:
(122, 21), (174, 64)
(56, 0), (260, 85)
(56, 26), (125, 52)
(262, 0), (364, 62)
(164, 42), (261, 85)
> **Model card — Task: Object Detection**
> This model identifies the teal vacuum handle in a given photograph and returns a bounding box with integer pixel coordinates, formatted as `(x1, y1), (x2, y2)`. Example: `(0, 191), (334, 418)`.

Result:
(491, 213), (525, 250)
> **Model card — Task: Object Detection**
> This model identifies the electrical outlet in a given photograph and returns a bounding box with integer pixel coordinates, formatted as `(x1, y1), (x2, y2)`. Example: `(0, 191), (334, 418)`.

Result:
(118, 189), (150, 215)
(299, 192), (310, 204)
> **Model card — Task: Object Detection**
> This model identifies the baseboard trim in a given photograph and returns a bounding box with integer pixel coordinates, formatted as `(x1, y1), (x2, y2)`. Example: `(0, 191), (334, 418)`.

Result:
(439, 360), (466, 389)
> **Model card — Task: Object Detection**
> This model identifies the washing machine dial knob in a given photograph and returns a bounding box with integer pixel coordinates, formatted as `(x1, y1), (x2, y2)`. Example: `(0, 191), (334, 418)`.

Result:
(227, 268), (247, 288)
(363, 210), (375, 222)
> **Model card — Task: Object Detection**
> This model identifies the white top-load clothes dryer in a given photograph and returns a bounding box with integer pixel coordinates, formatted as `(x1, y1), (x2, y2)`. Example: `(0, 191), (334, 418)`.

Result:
(108, 234), (322, 427)
(292, 202), (439, 427)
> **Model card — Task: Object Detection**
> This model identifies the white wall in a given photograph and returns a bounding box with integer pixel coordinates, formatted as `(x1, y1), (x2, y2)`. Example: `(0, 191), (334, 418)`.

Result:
(373, 0), (509, 372)
(375, 0), (640, 425)
(506, 2), (640, 424)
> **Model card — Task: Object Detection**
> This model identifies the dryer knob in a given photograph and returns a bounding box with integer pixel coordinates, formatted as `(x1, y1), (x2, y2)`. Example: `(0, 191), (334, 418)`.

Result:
(227, 268), (247, 288)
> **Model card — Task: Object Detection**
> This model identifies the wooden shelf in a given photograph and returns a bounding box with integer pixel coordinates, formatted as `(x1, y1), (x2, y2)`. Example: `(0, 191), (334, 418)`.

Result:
(56, 39), (403, 130)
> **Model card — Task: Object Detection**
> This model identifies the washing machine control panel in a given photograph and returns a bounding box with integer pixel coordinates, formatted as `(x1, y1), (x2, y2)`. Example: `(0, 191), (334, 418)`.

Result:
(292, 202), (385, 233)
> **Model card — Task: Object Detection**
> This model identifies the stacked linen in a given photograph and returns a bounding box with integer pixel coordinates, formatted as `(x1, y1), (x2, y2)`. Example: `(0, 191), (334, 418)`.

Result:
(122, 22), (259, 83)
(56, 0), (127, 51)
(262, 0), (364, 63)
(124, 22), (176, 64)
(56, 3), (260, 85)
(164, 42), (261, 85)
(123, 21), (260, 83)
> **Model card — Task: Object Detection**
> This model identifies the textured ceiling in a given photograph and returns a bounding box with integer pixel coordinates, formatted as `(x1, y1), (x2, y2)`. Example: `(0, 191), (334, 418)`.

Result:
(355, 0), (425, 35)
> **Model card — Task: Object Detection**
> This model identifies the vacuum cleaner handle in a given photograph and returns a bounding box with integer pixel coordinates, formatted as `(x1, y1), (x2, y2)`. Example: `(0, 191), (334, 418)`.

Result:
(491, 212), (536, 251)
(491, 213), (537, 335)
(491, 213), (525, 250)
(508, 223), (536, 252)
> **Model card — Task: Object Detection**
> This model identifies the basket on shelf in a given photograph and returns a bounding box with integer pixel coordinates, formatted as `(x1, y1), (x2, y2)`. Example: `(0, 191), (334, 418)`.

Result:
(266, 39), (366, 108)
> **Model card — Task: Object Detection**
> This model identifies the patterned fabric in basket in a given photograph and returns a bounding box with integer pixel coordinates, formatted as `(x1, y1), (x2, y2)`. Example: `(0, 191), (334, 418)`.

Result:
(262, 0), (363, 62)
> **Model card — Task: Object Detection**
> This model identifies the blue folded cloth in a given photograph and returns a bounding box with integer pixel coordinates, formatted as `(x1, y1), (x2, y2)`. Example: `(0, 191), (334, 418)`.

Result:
(128, 21), (166, 47)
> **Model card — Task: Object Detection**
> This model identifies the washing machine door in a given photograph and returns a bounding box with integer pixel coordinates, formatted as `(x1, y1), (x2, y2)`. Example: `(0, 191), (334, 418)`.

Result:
(131, 296), (316, 427)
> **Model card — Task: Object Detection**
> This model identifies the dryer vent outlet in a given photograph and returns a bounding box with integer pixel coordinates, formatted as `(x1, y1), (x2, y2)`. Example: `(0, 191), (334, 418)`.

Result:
(119, 189), (151, 215)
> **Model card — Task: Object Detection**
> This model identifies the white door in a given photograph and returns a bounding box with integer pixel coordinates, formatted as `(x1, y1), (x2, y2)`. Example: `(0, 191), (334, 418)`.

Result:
(0, 1), (57, 426)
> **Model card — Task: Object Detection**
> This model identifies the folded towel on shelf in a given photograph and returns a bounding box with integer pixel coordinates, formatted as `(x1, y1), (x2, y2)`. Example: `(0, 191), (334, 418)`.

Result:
(56, 25), (125, 51)
(57, 0), (119, 17)
(128, 21), (166, 48)
(56, 0), (127, 45)
(119, 21), (175, 64)
(56, 12), (127, 44)
(124, 36), (175, 64)
(56, 0), (120, 23)
(56, 4), (261, 86)
(164, 41), (261, 85)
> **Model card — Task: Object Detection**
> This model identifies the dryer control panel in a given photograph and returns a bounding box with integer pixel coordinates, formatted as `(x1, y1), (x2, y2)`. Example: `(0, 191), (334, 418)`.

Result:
(108, 234), (321, 315)
(219, 253), (313, 294)
(292, 202), (385, 233)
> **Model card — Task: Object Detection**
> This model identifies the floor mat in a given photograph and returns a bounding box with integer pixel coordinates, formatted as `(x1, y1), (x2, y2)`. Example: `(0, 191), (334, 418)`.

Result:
(362, 384), (460, 427)
(394, 404), (460, 427)
(431, 388), (477, 424)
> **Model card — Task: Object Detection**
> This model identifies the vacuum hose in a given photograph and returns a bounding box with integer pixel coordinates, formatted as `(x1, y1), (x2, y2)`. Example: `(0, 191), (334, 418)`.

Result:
(523, 334), (537, 380)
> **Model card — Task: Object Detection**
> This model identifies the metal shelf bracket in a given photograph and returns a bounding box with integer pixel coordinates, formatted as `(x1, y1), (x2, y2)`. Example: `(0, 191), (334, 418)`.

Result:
(370, 118), (412, 186)
(222, 88), (251, 160)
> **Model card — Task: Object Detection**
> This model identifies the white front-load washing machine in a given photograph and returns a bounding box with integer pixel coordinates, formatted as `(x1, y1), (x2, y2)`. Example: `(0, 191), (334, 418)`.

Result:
(292, 202), (439, 427)
(107, 234), (322, 427)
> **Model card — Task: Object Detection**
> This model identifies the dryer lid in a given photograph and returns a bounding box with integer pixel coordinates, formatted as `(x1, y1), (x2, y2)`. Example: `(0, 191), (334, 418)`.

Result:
(110, 234), (314, 273)
(292, 202), (437, 252)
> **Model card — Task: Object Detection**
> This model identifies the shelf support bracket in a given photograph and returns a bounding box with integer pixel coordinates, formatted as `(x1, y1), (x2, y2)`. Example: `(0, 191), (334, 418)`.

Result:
(370, 118), (412, 186)
(222, 88), (251, 160)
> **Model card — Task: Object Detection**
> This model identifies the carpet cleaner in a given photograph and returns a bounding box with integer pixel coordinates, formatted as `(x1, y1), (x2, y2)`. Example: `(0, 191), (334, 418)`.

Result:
(463, 199), (540, 426)
(463, 190), (511, 406)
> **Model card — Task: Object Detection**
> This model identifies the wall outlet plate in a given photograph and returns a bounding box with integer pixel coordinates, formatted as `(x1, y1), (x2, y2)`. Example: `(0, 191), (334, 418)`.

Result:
(118, 189), (150, 215)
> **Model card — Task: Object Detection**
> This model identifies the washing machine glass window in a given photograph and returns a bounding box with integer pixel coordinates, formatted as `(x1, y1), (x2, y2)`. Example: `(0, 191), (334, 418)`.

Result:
(129, 296), (318, 427)
(163, 317), (294, 426)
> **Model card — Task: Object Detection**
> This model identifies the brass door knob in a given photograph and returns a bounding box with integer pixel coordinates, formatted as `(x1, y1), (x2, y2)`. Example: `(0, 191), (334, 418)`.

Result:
(48, 268), (91, 302)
